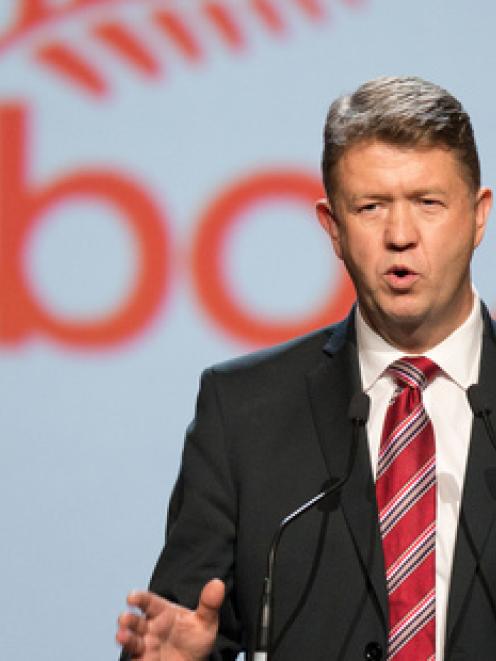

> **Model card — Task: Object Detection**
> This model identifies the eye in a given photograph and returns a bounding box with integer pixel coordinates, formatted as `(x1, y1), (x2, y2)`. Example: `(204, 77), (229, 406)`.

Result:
(420, 198), (441, 207)
(357, 202), (380, 213)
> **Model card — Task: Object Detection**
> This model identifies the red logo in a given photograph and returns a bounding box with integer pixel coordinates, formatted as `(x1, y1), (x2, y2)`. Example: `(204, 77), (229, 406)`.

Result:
(0, 0), (363, 348)
(0, 104), (170, 347)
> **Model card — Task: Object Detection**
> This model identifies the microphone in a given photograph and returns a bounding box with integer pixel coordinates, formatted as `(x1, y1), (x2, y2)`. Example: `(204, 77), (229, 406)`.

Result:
(252, 391), (370, 661)
(467, 385), (496, 453)
(348, 390), (370, 426)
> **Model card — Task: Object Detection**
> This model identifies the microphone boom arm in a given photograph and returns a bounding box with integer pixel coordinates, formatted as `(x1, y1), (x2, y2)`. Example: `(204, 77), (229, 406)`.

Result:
(253, 391), (370, 660)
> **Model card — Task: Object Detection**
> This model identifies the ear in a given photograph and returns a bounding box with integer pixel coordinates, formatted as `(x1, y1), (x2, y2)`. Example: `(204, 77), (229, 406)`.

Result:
(474, 186), (493, 248)
(315, 197), (343, 260)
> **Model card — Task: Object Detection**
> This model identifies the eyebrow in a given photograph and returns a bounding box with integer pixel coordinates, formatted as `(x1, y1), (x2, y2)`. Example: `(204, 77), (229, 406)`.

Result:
(348, 188), (448, 202)
(408, 188), (448, 197)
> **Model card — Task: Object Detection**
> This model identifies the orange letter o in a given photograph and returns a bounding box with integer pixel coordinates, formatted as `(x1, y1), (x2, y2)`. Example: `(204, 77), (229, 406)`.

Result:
(191, 169), (355, 347)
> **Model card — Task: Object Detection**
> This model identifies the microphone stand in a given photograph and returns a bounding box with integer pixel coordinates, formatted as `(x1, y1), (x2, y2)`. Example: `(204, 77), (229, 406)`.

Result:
(251, 392), (369, 660)
(467, 384), (496, 452)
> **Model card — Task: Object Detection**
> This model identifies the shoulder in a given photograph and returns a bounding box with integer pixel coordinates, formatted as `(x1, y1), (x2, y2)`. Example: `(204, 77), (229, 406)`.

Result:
(481, 299), (496, 341)
(203, 313), (354, 392)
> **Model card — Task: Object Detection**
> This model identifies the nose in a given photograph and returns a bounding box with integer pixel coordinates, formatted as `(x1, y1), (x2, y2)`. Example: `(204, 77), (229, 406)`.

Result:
(384, 202), (418, 251)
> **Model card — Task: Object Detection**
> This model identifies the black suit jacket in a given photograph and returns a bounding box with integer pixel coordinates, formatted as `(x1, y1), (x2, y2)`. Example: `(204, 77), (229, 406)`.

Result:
(142, 305), (496, 660)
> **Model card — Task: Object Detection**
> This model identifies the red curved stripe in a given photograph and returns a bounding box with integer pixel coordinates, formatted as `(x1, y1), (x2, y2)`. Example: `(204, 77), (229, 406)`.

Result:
(251, 0), (285, 33)
(342, 0), (368, 7)
(35, 42), (107, 95)
(17, 0), (50, 26)
(154, 10), (203, 62)
(203, 1), (245, 50)
(294, 0), (325, 20)
(0, 0), (105, 52)
(93, 21), (160, 75)
(1, 0), (334, 57)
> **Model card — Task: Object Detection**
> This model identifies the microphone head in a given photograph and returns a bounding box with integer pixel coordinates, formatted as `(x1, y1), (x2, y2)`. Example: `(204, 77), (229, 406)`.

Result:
(467, 384), (487, 417)
(348, 391), (370, 425)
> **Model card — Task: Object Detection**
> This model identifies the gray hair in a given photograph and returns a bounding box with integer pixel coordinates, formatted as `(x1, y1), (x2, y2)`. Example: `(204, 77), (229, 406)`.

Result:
(321, 76), (480, 199)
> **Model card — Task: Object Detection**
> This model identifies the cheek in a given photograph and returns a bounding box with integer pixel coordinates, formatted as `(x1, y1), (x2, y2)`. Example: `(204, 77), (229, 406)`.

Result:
(339, 223), (383, 280)
(347, 235), (379, 269)
(428, 224), (475, 266)
(342, 243), (379, 287)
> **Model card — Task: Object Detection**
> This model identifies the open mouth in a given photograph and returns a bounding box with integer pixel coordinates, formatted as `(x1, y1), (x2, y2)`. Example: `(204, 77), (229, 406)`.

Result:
(387, 265), (417, 277)
(385, 266), (419, 288)
(392, 268), (410, 278)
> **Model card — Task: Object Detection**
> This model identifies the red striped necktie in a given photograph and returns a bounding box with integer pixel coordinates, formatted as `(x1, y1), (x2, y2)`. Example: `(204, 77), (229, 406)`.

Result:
(376, 356), (439, 660)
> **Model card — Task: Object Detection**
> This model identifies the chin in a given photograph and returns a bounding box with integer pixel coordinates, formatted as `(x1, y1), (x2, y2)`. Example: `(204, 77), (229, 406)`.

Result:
(379, 301), (428, 329)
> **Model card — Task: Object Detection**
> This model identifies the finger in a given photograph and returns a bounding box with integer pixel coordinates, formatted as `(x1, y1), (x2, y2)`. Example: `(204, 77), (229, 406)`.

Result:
(127, 591), (168, 618)
(118, 611), (148, 636)
(116, 626), (145, 657)
(196, 579), (225, 626)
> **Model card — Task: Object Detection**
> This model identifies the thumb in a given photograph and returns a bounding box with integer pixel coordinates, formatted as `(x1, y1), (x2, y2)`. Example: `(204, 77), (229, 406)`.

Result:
(196, 578), (225, 626)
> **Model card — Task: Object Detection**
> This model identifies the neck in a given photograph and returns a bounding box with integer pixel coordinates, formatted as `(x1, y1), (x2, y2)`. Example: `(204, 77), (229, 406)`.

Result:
(359, 294), (475, 354)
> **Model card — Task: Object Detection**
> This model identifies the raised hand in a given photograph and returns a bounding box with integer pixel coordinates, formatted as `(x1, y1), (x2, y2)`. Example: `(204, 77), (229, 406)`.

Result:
(116, 578), (225, 661)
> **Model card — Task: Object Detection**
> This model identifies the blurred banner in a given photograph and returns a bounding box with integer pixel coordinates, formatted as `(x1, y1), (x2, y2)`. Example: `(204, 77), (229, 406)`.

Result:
(1, 1), (496, 659)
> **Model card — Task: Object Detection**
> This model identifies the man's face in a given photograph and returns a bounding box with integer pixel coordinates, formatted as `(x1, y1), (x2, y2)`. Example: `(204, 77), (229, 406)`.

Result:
(317, 140), (492, 351)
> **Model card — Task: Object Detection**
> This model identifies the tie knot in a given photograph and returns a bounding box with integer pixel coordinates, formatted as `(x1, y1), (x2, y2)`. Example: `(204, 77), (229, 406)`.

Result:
(388, 356), (439, 390)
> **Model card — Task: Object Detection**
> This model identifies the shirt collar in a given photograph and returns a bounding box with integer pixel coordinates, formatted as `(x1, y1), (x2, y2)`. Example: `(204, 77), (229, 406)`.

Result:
(357, 291), (483, 391)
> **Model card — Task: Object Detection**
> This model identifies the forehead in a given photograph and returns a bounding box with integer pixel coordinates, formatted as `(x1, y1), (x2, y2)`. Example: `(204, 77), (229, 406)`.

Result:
(332, 140), (470, 197)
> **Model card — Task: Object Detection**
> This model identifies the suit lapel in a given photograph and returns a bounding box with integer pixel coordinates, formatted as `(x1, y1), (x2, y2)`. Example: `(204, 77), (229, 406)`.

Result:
(306, 312), (388, 632)
(446, 307), (496, 644)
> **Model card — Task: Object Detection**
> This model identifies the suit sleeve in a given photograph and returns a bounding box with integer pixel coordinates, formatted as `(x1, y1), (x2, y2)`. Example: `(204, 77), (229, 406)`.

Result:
(148, 367), (243, 658)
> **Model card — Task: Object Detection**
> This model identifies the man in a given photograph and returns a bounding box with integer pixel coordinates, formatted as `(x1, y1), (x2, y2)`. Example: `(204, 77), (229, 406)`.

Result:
(117, 77), (496, 660)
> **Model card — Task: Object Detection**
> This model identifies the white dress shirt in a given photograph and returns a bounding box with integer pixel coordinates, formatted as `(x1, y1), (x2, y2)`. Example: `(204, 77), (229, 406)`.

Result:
(356, 294), (483, 660)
